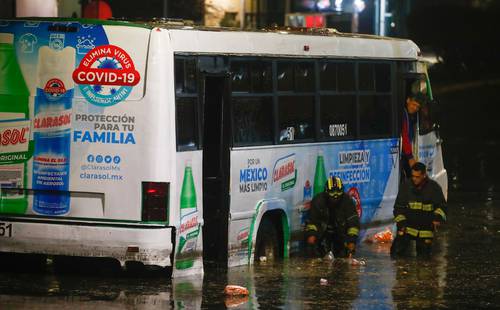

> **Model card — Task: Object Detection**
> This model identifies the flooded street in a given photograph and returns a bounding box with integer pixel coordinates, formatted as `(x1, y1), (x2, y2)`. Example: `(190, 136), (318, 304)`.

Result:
(0, 194), (499, 309)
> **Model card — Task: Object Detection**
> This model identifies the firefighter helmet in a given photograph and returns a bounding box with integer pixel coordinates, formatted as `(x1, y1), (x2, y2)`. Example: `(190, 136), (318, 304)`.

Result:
(325, 176), (343, 199)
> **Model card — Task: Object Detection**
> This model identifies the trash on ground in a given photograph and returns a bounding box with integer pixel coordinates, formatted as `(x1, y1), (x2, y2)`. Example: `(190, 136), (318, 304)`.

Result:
(350, 258), (366, 266)
(224, 285), (249, 296)
(323, 251), (334, 261)
(365, 227), (393, 243)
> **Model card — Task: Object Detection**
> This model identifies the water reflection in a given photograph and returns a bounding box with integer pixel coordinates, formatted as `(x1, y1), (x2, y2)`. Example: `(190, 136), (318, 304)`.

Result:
(1, 197), (499, 309)
(391, 236), (448, 309)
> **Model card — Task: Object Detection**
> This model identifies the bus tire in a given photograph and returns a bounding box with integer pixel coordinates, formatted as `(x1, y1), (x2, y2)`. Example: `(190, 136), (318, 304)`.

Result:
(254, 217), (281, 263)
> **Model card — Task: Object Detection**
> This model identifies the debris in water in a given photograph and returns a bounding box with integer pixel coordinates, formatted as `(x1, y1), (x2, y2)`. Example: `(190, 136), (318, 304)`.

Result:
(324, 251), (335, 261)
(224, 285), (249, 296)
(259, 256), (267, 262)
(225, 295), (249, 308)
(350, 258), (366, 266)
(365, 227), (393, 243)
(320, 278), (328, 285)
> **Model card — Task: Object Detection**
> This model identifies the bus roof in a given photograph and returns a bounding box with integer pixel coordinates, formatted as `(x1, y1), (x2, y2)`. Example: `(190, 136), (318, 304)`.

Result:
(1, 17), (420, 60)
(143, 19), (420, 60)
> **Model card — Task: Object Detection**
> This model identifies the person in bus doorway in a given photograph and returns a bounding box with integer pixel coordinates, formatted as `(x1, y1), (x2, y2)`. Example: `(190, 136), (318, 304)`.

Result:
(391, 162), (447, 258)
(401, 92), (426, 178)
(305, 176), (360, 258)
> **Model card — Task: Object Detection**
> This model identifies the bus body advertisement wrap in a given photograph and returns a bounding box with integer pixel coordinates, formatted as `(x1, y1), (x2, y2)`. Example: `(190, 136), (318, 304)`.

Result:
(0, 21), (148, 219)
(0, 21), (180, 272)
(0, 18), (446, 277)
(229, 139), (399, 266)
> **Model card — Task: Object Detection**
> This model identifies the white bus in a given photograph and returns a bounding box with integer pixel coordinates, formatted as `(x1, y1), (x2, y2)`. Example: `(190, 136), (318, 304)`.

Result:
(0, 18), (447, 277)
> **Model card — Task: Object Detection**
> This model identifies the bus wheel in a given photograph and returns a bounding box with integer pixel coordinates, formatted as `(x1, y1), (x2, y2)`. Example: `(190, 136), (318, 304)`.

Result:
(254, 217), (281, 263)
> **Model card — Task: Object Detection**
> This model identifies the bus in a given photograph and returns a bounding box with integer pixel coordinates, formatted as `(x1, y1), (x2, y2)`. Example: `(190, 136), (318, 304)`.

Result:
(0, 18), (447, 277)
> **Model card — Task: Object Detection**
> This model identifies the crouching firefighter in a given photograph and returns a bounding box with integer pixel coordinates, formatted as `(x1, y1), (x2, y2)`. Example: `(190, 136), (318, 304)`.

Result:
(391, 162), (447, 257)
(305, 176), (360, 258)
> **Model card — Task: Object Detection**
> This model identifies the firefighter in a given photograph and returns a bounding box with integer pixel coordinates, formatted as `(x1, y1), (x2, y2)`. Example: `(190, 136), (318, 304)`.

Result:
(391, 162), (447, 257)
(305, 176), (360, 258)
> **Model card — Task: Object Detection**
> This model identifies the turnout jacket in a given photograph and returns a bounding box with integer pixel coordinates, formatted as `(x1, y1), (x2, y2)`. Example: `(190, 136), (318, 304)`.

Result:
(305, 192), (360, 243)
(393, 178), (446, 239)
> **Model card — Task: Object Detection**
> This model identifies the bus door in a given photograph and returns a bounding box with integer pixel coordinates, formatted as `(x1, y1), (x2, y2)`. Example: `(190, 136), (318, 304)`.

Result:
(401, 72), (448, 197)
(201, 74), (231, 265)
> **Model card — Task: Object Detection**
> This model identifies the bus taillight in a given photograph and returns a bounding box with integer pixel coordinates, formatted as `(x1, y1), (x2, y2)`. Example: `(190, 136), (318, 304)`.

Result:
(142, 182), (169, 222)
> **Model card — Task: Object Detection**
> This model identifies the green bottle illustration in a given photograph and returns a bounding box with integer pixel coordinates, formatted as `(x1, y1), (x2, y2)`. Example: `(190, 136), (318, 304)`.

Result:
(0, 33), (30, 214)
(313, 150), (327, 196)
(176, 160), (200, 270)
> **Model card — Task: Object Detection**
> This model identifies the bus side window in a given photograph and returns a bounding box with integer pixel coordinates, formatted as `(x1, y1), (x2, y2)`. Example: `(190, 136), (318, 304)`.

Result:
(359, 95), (392, 137)
(176, 97), (198, 149)
(318, 60), (356, 140)
(319, 95), (355, 139)
(359, 63), (375, 91)
(175, 57), (199, 150)
(232, 97), (273, 145)
(175, 58), (197, 94)
(338, 62), (355, 92)
(230, 59), (273, 146)
(359, 62), (392, 138)
(375, 63), (391, 92)
(278, 96), (314, 142)
(406, 77), (435, 135)
(277, 60), (315, 143)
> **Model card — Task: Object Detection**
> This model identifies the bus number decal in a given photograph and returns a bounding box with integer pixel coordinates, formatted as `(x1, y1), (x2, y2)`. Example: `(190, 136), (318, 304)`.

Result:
(0, 222), (13, 238)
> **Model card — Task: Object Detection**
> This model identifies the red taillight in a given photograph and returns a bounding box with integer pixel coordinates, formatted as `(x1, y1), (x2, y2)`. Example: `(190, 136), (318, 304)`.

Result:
(142, 182), (169, 222)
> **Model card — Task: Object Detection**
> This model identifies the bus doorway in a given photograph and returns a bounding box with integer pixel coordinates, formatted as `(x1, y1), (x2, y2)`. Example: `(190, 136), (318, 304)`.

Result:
(202, 76), (231, 266)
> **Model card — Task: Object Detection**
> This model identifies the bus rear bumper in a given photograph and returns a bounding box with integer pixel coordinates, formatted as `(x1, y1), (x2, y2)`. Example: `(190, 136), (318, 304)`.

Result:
(0, 218), (174, 267)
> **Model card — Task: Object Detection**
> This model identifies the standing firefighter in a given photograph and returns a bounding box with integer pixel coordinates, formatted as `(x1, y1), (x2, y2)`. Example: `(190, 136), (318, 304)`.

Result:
(305, 176), (360, 258)
(391, 162), (447, 257)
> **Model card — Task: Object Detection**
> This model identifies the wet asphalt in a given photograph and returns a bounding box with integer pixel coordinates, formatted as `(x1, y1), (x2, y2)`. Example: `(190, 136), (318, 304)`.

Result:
(0, 194), (499, 309)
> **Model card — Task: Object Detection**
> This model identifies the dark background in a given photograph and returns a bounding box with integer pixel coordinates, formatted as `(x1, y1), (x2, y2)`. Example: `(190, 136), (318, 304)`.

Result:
(406, 1), (500, 195)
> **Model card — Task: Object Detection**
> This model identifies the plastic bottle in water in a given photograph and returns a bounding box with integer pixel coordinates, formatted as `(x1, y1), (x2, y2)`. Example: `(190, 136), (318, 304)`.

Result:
(32, 46), (75, 215)
(0, 33), (30, 214)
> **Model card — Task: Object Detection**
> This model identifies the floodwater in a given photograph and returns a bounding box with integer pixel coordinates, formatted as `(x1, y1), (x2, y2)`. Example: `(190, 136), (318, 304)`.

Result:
(0, 194), (499, 309)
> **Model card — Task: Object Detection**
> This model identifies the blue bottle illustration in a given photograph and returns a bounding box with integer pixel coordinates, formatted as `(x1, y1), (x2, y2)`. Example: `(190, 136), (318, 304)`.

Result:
(301, 179), (312, 225)
(32, 46), (75, 215)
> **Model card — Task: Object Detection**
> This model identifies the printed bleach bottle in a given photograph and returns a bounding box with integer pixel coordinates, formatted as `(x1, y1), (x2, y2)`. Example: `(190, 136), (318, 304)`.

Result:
(0, 33), (30, 214)
(32, 45), (75, 215)
(176, 160), (200, 270)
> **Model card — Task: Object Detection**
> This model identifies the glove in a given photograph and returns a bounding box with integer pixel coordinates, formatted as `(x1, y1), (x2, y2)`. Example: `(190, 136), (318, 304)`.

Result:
(396, 221), (406, 232)
(307, 235), (317, 245)
(345, 242), (355, 255)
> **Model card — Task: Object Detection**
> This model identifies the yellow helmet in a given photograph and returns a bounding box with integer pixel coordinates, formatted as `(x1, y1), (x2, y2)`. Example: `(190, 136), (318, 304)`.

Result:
(325, 175), (343, 199)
